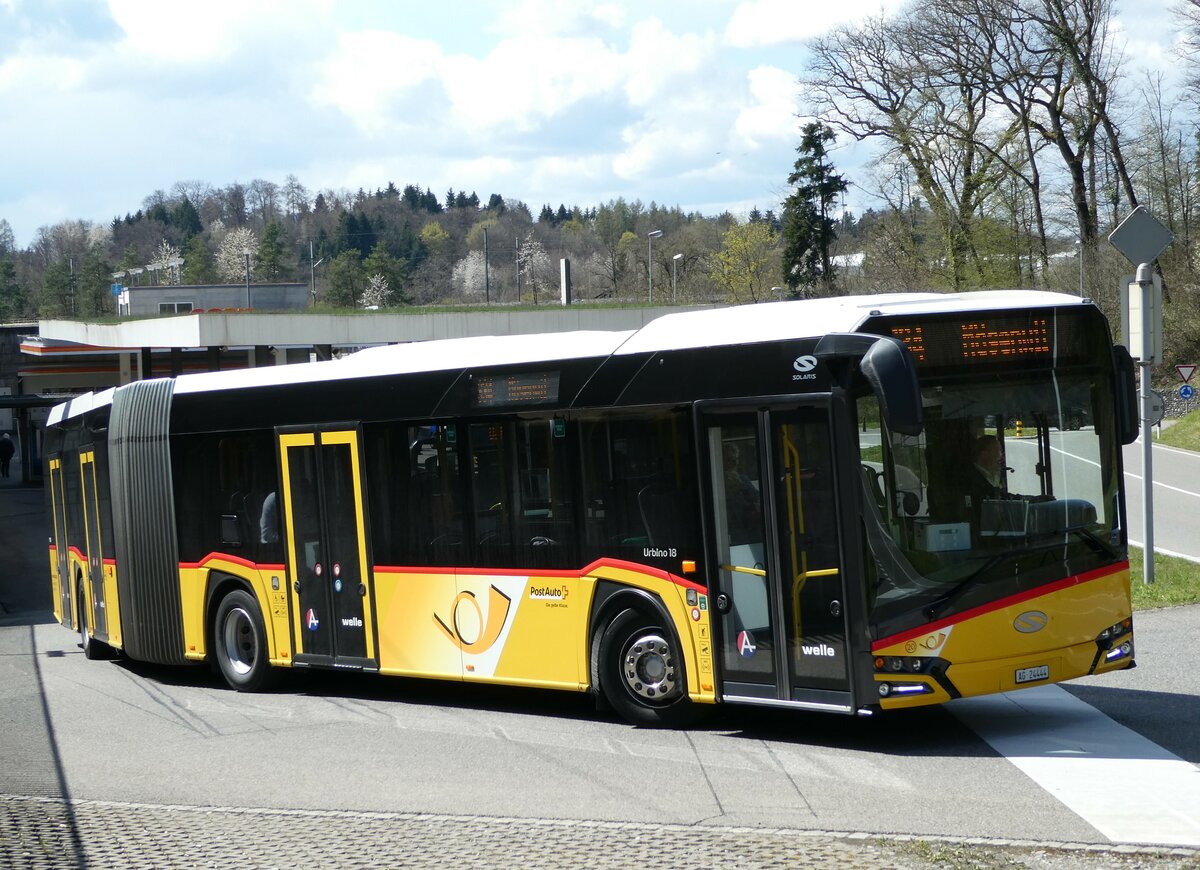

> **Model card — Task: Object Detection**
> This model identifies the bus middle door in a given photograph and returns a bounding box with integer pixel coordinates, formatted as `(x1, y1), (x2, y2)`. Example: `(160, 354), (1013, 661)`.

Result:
(78, 449), (108, 639)
(703, 403), (852, 712)
(278, 428), (377, 670)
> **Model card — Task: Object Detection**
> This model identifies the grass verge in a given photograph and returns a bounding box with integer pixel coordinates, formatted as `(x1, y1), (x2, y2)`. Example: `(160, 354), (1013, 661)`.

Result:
(1158, 407), (1200, 451)
(1128, 545), (1200, 609)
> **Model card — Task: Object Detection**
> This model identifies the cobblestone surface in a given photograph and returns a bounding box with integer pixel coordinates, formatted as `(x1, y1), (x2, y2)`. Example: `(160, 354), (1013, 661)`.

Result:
(2, 794), (1197, 870)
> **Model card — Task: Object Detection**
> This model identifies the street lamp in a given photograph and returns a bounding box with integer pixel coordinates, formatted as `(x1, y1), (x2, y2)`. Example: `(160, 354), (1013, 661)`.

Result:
(647, 230), (663, 303)
(672, 253), (682, 303)
(1076, 238), (1084, 297)
(243, 249), (252, 308)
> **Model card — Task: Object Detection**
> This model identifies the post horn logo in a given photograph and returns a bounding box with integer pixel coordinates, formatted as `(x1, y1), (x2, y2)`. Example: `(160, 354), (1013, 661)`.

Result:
(434, 585), (512, 653)
(1013, 610), (1049, 633)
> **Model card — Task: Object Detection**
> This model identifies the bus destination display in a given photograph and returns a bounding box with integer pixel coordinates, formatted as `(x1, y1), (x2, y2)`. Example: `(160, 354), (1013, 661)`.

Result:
(472, 371), (560, 408)
(881, 312), (1085, 369)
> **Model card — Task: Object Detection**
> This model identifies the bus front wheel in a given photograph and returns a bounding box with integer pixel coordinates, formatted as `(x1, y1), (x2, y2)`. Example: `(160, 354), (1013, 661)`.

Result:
(598, 608), (697, 727)
(213, 589), (275, 692)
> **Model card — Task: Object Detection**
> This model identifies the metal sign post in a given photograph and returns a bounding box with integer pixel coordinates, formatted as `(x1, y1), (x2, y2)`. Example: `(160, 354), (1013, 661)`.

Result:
(1109, 207), (1174, 585)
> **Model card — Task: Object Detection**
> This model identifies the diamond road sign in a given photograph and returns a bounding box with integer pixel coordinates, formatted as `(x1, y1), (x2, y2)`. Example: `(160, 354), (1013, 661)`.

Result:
(1109, 206), (1174, 266)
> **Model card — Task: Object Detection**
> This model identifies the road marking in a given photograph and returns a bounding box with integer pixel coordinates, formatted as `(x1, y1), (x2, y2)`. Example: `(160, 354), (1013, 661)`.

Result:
(951, 684), (1200, 846)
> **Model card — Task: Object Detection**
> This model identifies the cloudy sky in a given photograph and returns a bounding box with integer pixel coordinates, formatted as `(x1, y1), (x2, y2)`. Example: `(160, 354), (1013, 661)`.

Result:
(0, 0), (1181, 248)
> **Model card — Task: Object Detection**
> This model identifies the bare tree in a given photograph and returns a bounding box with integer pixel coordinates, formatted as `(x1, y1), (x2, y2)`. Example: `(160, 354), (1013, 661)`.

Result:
(247, 179), (280, 224)
(804, 9), (1012, 289)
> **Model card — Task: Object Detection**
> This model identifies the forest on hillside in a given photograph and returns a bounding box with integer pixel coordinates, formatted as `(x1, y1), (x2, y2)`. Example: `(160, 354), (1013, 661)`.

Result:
(3, 0), (1200, 372)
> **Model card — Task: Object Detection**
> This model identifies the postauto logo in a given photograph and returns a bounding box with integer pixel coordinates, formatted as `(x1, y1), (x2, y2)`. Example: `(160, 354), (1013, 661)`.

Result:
(433, 585), (512, 653)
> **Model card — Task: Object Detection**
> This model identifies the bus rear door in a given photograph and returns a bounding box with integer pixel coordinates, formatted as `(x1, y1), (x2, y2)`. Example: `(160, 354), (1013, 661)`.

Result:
(702, 403), (852, 712)
(277, 428), (377, 670)
(48, 457), (72, 625)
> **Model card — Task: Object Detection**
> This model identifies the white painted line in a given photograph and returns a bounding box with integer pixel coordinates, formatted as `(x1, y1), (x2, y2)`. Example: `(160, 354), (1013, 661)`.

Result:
(951, 684), (1200, 847)
(1125, 540), (1200, 565)
(1122, 472), (1200, 498)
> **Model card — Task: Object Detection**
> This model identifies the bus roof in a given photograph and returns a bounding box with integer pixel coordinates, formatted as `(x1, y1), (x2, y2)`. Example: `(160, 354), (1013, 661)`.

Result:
(49, 290), (1090, 423)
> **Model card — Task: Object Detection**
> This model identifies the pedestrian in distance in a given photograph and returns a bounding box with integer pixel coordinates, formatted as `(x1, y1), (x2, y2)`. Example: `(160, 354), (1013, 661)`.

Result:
(0, 433), (14, 478)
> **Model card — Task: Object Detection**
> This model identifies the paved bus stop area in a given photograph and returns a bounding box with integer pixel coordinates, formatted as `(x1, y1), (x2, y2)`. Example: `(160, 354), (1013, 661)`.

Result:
(1, 470), (1197, 868)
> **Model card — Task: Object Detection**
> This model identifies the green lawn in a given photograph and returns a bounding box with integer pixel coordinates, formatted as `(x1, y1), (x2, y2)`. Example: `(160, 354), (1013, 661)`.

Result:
(1158, 406), (1200, 451)
(1128, 545), (1200, 609)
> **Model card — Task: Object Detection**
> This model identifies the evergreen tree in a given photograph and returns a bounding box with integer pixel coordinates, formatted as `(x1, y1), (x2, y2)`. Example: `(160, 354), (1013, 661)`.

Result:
(39, 259), (75, 317)
(539, 204), (555, 224)
(362, 242), (409, 306)
(257, 220), (287, 279)
(172, 196), (203, 238)
(781, 122), (847, 295)
(485, 193), (506, 214)
(0, 258), (25, 320)
(325, 250), (364, 308)
(181, 235), (217, 284)
(78, 246), (112, 317)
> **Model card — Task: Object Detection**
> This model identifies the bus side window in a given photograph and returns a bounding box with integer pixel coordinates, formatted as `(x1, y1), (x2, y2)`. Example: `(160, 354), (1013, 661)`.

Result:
(579, 411), (699, 566)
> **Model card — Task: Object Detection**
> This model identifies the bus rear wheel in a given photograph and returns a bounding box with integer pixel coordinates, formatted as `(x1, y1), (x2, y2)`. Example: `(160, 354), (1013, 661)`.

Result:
(213, 589), (276, 692)
(598, 608), (698, 727)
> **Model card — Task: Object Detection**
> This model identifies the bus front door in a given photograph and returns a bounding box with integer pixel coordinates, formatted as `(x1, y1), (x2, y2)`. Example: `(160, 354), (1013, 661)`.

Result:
(705, 406), (851, 712)
(278, 429), (377, 670)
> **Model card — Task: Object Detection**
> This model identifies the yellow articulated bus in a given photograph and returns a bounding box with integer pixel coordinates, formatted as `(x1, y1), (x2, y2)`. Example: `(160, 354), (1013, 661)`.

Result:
(45, 291), (1139, 725)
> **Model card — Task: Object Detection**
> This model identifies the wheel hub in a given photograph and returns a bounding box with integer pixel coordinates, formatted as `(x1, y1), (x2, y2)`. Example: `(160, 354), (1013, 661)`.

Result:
(221, 607), (256, 677)
(621, 631), (678, 702)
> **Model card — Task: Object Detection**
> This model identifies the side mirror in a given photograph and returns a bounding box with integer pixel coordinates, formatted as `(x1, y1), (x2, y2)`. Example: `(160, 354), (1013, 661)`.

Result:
(1112, 345), (1138, 446)
(815, 333), (924, 436)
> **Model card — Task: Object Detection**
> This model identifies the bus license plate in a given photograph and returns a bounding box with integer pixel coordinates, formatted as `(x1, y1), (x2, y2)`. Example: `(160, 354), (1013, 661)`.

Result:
(1015, 664), (1049, 684)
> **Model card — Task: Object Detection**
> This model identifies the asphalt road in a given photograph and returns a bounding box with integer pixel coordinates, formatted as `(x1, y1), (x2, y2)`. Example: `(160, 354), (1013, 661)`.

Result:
(1123, 436), (1200, 562)
(2, 469), (1198, 867)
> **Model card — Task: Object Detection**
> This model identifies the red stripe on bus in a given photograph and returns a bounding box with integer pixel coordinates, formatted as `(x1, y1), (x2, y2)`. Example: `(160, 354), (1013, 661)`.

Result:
(373, 556), (708, 593)
(178, 552), (286, 572)
(871, 561), (1130, 651)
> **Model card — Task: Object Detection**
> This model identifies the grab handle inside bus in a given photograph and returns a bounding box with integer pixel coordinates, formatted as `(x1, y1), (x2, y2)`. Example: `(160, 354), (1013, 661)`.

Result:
(815, 333), (923, 436)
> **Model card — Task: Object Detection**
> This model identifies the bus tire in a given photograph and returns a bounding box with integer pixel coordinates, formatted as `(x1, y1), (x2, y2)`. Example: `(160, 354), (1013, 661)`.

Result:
(598, 607), (698, 727)
(77, 577), (111, 661)
(213, 589), (276, 692)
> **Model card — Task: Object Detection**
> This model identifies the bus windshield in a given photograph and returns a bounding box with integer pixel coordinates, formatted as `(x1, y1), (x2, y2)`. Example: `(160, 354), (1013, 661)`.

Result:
(858, 365), (1123, 635)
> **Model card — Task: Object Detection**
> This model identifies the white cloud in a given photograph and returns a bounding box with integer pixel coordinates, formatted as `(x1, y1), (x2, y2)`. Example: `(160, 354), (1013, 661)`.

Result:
(310, 30), (446, 135)
(442, 35), (623, 131)
(734, 65), (799, 148)
(725, 0), (904, 48)
(107, 0), (272, 61)
(623, 18), (714, 107)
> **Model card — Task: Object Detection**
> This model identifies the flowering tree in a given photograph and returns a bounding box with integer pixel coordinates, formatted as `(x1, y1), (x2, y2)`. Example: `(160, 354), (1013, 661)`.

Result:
(451, 251), (488, 299)
(153, 239), (182, 285)
(216, 226), (258, 283)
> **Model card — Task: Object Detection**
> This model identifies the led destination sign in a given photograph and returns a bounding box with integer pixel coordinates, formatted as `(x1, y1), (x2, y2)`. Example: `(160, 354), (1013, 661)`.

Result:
(472, 371), (560, 408)
(878, 312), (1092, 369)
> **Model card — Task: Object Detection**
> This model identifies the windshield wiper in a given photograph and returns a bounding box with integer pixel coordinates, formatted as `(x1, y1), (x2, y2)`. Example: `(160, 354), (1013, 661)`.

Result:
(1064, 526), (1120, 559)
(924, 541), (1063, 621)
